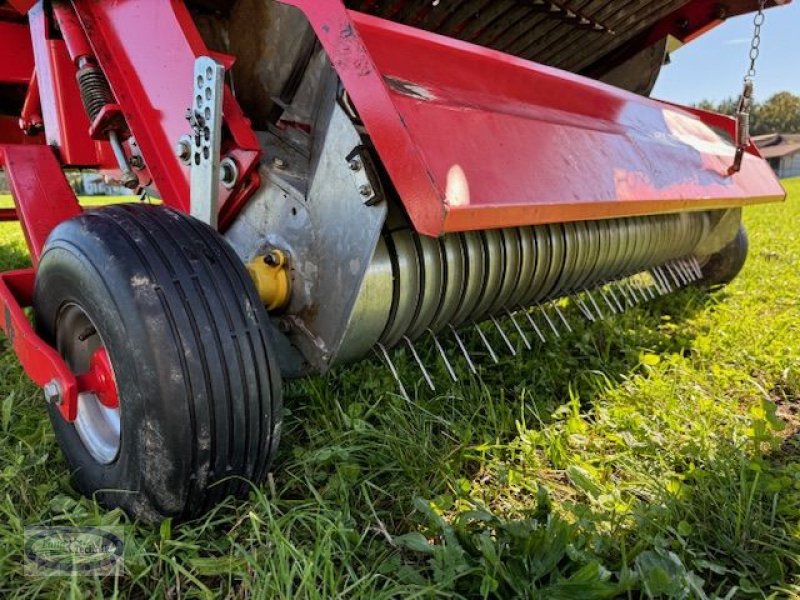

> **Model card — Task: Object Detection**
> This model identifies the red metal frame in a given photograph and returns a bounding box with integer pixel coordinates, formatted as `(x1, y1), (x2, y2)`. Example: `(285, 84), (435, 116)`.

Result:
(0, 144), (120, 420)
(69, 0), (262, 223)
(281, 1), (785, 236)
(0, 145), (82, 266)
(0, 269), (79, 420)
(0, 21), (33, 85)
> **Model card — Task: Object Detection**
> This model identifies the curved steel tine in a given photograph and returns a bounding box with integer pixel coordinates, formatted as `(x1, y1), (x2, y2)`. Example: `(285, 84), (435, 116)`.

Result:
(474, 323), (499, 364)
(428, 329), (458, 383)
(585, 289), (605, 319)
(523, 309), (547, 342)
(682, 258), (698, 282)
(539, 305), (561, 337)
(690, 256), (703, 279)
(644, 275), (657, 299)
(626, 278), (642, 303)
(616, 281), (635, 306)
(403, 336), (435, 392)
(654, 266), (672, 293)
(552, 302), (573, 333)
(575, 295), (596, 321)
(673, 260), (690, 284)
(606, 284), (625, 312)
(490, 315), (517, 356)
(375, 344), (409, 402)
(649, 269), (667, 295)
(665, 262), (683, 287)
(598, 287), (618, 314)
(449, 325), (477, 375)
(505, 310), (531, 350)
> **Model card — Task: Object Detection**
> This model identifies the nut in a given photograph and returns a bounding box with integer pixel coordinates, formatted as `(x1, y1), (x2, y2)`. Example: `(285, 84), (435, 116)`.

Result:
(176, 137), (192, 164)
(43, 380), (62, 406)
(272, 157), (287, 170)
(349, 158), (362, 171)
(359, 184), (373, 197)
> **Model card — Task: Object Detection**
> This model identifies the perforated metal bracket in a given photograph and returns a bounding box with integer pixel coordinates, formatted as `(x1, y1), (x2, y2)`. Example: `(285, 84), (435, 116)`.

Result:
(188, 56), (224, 228)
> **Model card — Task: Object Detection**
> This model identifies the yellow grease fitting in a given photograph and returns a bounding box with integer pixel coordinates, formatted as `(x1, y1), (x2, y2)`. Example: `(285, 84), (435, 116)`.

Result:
(246, 250), (291, 312)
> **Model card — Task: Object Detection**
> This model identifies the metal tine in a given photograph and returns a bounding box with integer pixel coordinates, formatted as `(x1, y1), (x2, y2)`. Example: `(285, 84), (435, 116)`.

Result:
(616, 280), (636, 307)
(598, 287), (618, 314)
(539, 304), (561, 337)
(585, 289), (606, 319)
(490, 315), (517, 356)
(449, 324), (478, 375)
(626, 279), (646, 303)
(375, 344), (410, 402)
(551, 301), (573, 333)
(574, 294), (597, 321)
(474, 323), (499, 364)
(681, 258), (699, 282)
(678, 260), (692, 284)
(644, 274), (658, 299)
(690, 256), (703, 279)
(505, 310), (532, 350)
(665, 262), (684, 287)
(650, 268), (668, 295)
(654, 266), (673, 293)
(403, 336), (435, 392)
(428, 329), (458, 383)
(673, 259), (690, 285)
(606, 284), (625, 312)
(522, 308), (548, 342)
(661, 262), (679, 288)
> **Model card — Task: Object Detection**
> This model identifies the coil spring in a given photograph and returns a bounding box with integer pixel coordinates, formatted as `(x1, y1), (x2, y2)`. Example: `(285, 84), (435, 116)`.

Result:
(76, 65), (114, 123)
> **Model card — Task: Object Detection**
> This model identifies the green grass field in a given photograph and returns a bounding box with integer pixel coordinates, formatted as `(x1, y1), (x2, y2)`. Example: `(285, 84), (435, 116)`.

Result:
(0, 182), (797, 598)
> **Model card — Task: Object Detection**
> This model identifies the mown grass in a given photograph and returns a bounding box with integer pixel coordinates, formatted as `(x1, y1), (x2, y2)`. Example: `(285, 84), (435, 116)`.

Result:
(0, 182), (797, 598)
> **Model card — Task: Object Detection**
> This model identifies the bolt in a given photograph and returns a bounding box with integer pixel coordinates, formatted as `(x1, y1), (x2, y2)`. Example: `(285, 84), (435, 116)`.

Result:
(220, 157), (239, 189)
(120, 169), (140, 190)
(272, 157), (287, 170)
(359, 184), (373, 197)
(129, 155), (145, 170)
(263, 249), (284, 267)
(43, 379), (62, 406)
(349, 158), (362, 171)
(176, 138), (192, 164)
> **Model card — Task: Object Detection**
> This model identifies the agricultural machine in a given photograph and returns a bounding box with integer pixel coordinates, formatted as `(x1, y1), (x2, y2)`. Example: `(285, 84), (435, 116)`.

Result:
(0, 0), (788, 520)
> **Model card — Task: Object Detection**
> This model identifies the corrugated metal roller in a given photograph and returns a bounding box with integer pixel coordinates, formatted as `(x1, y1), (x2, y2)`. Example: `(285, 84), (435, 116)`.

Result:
(339, 211), (708, 357)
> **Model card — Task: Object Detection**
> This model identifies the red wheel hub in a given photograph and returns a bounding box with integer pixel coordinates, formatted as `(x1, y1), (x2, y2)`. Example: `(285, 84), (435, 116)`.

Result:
(75, 348), (119, 409)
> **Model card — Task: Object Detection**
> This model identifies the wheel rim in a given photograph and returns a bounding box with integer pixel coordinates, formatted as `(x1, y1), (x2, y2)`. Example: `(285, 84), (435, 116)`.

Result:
(56, 303), (121, 465)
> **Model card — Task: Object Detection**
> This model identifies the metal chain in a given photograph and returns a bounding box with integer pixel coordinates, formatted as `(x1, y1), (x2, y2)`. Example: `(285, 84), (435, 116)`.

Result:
(730, 0), (769, 174)
(744, 0), (768, 82)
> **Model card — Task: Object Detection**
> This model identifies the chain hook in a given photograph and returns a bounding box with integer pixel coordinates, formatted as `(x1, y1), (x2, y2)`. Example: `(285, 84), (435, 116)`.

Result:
(729, 0), (768, 175)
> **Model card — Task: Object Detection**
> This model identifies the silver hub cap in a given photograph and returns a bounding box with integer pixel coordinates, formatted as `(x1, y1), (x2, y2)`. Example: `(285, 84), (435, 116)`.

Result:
(56, 304), (121, 465)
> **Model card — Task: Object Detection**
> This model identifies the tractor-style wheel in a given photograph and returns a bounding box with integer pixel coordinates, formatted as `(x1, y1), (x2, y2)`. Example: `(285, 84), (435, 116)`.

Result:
(34, 204), (282, 521)
(697, 224), (749, 288)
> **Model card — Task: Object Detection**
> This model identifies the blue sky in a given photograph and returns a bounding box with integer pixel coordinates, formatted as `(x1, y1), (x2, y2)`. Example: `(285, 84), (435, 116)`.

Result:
(652, 1), (799, 105)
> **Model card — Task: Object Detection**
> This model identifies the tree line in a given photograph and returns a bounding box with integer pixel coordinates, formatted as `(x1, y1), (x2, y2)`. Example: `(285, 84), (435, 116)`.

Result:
(694, 91), (800, 135)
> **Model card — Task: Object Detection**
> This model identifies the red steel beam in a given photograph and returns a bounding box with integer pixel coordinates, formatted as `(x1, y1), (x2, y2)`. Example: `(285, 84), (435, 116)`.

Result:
(0, 144), (82, 266)
(0, 21), (33, 85)
(0, 268), (79, 421)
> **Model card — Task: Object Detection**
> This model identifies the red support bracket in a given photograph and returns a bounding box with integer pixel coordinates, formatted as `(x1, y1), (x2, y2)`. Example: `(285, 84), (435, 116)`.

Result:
(0, 144), (82, 266)
(0, 269), (79, 421)
(0, 144), (115, 422)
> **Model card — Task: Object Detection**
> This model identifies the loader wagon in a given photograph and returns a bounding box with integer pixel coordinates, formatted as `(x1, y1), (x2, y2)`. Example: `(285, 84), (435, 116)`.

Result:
(0, 0), (788, 520)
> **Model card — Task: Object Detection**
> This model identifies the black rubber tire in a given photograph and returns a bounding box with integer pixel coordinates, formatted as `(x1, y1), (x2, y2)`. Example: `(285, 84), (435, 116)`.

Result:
(33, 204), (282, 522)
(697, 224), (749, 288)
